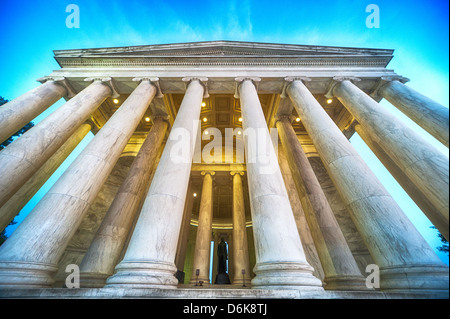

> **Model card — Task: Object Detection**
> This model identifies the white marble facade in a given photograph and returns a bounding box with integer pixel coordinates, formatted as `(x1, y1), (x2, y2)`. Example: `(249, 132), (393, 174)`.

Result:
(0, 41), (448, 298)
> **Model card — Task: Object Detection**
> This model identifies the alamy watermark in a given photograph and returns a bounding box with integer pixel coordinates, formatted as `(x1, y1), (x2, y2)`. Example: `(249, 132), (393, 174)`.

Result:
(65, 4), (80, 28)
(365, 264), (380, 288)
(63, 262), (381, 289)
(65, 264), (80, 288)
(366, 4), (380, 28)
(168, 120), (279, 175)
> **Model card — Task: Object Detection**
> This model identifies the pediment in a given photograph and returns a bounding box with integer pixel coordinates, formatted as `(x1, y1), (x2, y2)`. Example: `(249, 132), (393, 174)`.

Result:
(54, 40), (393, 58)
(96, 46), (348, 57)
(53, 40), (394, 68)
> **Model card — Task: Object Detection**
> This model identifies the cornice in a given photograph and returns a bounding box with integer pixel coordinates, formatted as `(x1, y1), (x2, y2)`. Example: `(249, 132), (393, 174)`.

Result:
(55, 56), (392, 68)
(53, 40), (394, 57)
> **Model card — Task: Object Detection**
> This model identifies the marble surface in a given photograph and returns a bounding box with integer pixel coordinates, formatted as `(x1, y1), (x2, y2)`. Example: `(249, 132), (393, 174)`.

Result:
(287, 79), (449, 291)
(0, 80), (156, 288)
(0, 80), (66, 144)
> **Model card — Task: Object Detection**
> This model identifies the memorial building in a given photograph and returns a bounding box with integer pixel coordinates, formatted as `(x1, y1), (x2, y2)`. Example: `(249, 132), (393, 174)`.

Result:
(0, 41), (448, 298)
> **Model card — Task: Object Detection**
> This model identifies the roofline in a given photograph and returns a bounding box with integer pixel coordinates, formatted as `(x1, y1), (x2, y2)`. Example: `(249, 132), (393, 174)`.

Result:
(53, 40), (394, 57)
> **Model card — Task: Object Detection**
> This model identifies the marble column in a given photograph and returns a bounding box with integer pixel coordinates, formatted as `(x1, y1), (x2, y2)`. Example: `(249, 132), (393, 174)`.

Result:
(286, 78), (449, 291)
(237, 78), (323, 290)
(230, 171), (251, 285)
(0, 123), (91, 231)
(355, 124), (448, 241)
(378, 78), (449, 147)
(0, 79), (158, 288)
(276, 117), (367, 290)
(79, 116), (169, 287)
(190, 171), (215, 285)
(0, 79), (113, 209)
(0, 78), (68, 144)
(332, 79), (449, 241)
(105, 78), (206, 289)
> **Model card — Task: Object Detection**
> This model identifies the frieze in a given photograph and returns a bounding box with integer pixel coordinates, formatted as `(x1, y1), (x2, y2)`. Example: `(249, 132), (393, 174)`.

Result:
(55, 56), (391, 68)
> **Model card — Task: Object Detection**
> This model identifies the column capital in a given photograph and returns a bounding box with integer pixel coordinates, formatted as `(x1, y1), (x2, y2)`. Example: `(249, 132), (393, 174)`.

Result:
(324, 76), (361, 99)
(281, 77), (311, 98)
(230, 170), (245, 177)
(150, 114), (170, 124)
(200, 170), (215, 177)
(370, 76), (410, 99)
(273, 114), (296, 127)
(36, 76), (76, 98)
(82, 119), (95, 129)
(182, 77), (209, 98)
(84, 77), (120, 98)
(234, 77), (261, 98)
(133, 77), (163, 98)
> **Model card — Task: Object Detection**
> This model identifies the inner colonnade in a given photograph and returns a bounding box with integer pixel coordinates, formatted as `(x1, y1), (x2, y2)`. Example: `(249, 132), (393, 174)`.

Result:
(0, 41), (448, 298)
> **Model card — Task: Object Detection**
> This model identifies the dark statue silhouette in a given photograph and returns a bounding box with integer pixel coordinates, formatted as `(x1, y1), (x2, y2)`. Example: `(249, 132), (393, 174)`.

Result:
(215, 238), (231, 284)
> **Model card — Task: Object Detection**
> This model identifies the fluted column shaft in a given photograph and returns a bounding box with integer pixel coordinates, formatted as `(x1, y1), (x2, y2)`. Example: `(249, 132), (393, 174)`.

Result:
(231, 171), (251, 285)
(0, 80), (112, 208)
(334, 80), (448, 238)
(190, 171), (214, 284)
(238, 79), (323, 290)
(106, 79), (205, 289)
(286, 79), (448, 291)
(0, 123), (92, 231)
(0, 80), (157, 288)
(355, 124), (448, 240)
(79, 117), (169, 287)
(0, 80), (67, 144)
(276, 117), (366, 290)
(378, 80), (449, 147)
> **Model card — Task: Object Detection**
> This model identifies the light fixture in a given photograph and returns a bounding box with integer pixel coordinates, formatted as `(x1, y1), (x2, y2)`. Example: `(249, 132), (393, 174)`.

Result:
(204, 130), (209, 135)
(201, 102), (206, 107)
(113, 99), (119, 104)
(145, 117), (151, 122)
(295, 117), (301, 122)
(326, 98), (333, 104)
(203, 117), (208, 122)
(193, 193), (197, 197)
(237, 130), (242, 135)
(238, 117), (243, 122)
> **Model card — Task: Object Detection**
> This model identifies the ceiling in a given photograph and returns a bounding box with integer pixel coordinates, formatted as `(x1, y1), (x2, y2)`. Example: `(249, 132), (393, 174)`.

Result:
(89, 91), (353, 226)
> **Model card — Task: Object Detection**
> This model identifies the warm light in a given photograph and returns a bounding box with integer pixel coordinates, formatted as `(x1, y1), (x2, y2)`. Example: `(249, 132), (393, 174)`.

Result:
(326, 99), (333, 104)
(145, 117), (151, 122)
(237, 130), (242, 135)
(193, 193), (197, 197)
(238, 117), (243, 122)
(203, 117), (208, 122)
(201, 102), (206, 107)
(113, 99), (119, 104)
(204, 130), (209, 135)
(295, 117), (301, 122)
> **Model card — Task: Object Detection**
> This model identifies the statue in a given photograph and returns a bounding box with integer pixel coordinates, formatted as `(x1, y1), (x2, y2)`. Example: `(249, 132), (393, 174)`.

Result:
(217, 238), (228, 273)
(215, 238), (231, 284)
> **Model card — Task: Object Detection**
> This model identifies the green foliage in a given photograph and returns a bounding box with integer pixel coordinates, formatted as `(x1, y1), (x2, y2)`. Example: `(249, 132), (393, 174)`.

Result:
(431, 226), (449, 255)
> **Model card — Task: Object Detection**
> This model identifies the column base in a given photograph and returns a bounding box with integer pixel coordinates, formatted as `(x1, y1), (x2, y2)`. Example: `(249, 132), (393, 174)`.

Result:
(189, 276), (211, 286)
(232, 276), (252, 286)
(323, 275), (370, 291)
(380, 264), (449, 292)
(0, 261), (57, 288)
(104, 260), (178, 289)
(80, 272), (109, 288)
(251, 261), (324, 290)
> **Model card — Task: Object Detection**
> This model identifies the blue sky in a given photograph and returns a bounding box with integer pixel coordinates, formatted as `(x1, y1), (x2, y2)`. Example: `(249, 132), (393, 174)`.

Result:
(0, 0), (448, 264)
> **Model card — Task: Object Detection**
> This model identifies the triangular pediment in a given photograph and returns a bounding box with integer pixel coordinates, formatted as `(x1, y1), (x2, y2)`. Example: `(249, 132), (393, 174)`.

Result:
(54, 40), (393, 58)
(53, 40), (394, 68)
